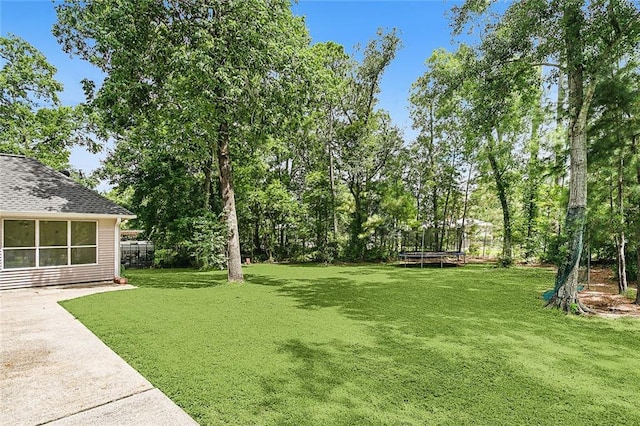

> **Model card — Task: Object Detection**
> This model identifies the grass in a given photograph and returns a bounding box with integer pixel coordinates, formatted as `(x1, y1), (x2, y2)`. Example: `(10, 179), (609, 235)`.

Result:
(60, 264), (640, 425)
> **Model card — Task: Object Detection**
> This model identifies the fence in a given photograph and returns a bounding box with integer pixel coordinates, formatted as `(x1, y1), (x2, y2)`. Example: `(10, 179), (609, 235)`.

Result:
(120, 241), (154, 268)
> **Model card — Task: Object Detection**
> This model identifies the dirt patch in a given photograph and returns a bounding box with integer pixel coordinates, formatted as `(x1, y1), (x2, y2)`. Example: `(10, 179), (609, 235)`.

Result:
(577, 268), (640, 318)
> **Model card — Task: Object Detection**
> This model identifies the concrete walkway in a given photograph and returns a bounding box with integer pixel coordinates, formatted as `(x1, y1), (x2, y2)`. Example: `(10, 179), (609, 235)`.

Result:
(0, 284), (198, 426)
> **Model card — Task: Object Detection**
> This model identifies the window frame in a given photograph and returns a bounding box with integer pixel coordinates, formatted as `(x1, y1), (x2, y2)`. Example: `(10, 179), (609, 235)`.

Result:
(1, 220), (37, 269)
(1, 219), (98, 271)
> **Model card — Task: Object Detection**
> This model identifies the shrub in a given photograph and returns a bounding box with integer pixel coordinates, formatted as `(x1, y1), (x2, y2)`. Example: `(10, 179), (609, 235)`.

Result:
(152, 212), (227, 270)
(496, 256), (513, 268)
(623, 288), (637, 301)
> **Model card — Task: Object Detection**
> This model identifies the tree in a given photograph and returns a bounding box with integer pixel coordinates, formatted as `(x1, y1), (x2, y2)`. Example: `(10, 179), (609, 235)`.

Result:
(411, 45), (539, 265)
(0, 34), (93, 170)
(54, 0), (310, 282)
(454, 0), (640, 312)
(409, 49), (471, 253)
(588, 56), (640, 294)
(307, 42), (352, 248)
(332, 29), (403, 260)
(472, 59), (541, 266)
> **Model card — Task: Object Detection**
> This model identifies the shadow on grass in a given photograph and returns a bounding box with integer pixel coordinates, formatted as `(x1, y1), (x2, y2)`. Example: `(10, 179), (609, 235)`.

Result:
(247, 265), (640, 370)
(261, 326), (640, 424)
(243, 273), (286, 287)
(248, 264), (527, 322)
(274, 339), (347, 401)
(252, 267), (640, 424)
(94, 265), (640, 424)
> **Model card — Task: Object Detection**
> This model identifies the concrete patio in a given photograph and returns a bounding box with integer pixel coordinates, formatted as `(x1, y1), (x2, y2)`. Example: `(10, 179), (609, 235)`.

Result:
(0, 284), (198, 425)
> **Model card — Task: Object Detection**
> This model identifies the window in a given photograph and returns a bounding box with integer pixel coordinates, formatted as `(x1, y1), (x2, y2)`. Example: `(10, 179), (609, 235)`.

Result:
(3, 220), (36, 269)
(71, 221), (97, 265)
(2, 220), (97, 269)
(40, 221), (68, 267)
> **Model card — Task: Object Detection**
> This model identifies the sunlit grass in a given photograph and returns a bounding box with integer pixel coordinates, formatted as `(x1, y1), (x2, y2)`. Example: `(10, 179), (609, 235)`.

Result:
(61, 264), (640, 425)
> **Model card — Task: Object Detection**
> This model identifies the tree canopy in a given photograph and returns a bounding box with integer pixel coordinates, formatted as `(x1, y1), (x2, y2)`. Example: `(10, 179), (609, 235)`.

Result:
(0, 34), (93, 171)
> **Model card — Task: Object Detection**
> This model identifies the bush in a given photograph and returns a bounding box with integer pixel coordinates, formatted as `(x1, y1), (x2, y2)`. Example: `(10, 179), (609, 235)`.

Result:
(623, 288), (637, 301)
(186, 215), (227, 270)
(496, 256), (513, 268)
(152, 212), (227, 270)
(540, 234), (566, 265)
(153, 248), (191, 268)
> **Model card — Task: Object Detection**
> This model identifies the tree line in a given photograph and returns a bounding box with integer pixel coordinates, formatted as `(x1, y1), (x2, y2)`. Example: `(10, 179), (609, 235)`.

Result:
(1, 0), (639, 312)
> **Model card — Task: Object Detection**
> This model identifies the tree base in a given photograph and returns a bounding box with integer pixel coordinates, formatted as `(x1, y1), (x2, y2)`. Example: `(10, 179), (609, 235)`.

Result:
(545, 296), (592, 315)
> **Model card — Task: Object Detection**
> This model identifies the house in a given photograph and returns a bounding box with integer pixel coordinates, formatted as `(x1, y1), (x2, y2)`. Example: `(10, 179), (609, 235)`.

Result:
(0, 154), (135, 289)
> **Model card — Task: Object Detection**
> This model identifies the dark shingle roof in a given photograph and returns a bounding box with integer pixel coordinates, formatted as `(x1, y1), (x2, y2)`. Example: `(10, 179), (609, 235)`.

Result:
(0, 154), (134, 217)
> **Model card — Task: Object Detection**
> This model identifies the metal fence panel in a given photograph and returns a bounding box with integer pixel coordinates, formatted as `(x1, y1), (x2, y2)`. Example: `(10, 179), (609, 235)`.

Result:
(121, 241), (154, 268)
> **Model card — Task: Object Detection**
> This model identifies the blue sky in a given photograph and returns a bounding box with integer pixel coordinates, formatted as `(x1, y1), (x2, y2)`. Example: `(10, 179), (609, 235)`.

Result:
(1, 0), (464, 177)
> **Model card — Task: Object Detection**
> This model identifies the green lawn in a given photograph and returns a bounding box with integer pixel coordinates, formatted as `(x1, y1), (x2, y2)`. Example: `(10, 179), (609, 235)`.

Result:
(61, 264), (640, 425)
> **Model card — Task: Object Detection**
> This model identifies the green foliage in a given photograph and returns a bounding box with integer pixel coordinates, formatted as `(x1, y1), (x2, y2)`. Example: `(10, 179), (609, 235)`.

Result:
(0, 34), (61, 106)
(54, 0), (313, 280)
(245, 180), (302, 261)
(496, 256), (514, 268)
(540, 233), (568, 266)
(300, 171), (340, 262)
(44, 0), (640, 276)
(586, 55), (640, 288)
(467, 242), (480, 256)
(570, 302), (579, 314)
(63, 264), (640, 425)
(331, 30), (403, 260)
(627, 252), (638, 284)
(187, 215), (228, 271)
(104, 187), (134, 213)
(0, 34), (94, 169)
(411, 39), (547, 265)
(453, 0), (640, 302)
(409, 47), (476, 254)
(623, 288), (637, 301)
(153, 212), (227, 270)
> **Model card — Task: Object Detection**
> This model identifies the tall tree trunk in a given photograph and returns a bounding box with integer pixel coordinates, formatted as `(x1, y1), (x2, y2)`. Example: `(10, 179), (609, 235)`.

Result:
(524, 86), (542, 259)
(610, 173), (623, 292)
(415, 175), (422, 222)
(616, 154), (628, 293)
(633, 134), (640, 304)
(550, 3), (594, 311)
(429, 102), (438, 251)
(636, 247), (640, 305)
(329, 138), (338, 241)
(253, 216), (260, 259)
(459, 164), (473, 253)
(327, 109), (339, 241)
(439, 186), (451, 252)
(439, 149), (459, 252)
(203, 153), (212, 211)
(348, 183), (366, 260)
(432, 187), (439, 251)
(617, 236), (628, 293)
(279, 225), (285, 257)
(524, 147), (540, 259)
(218, 122), (244, 282)
(554, 69), (567, 237)
(487, 136), (512, 265)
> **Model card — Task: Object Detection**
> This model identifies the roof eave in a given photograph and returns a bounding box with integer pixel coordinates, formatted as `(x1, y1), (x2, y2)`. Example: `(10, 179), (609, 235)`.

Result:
(0, 210), (137, 220)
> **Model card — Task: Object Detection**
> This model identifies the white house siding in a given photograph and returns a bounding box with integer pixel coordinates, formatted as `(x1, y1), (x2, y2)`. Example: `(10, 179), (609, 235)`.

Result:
(0, 218), (116, 290)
